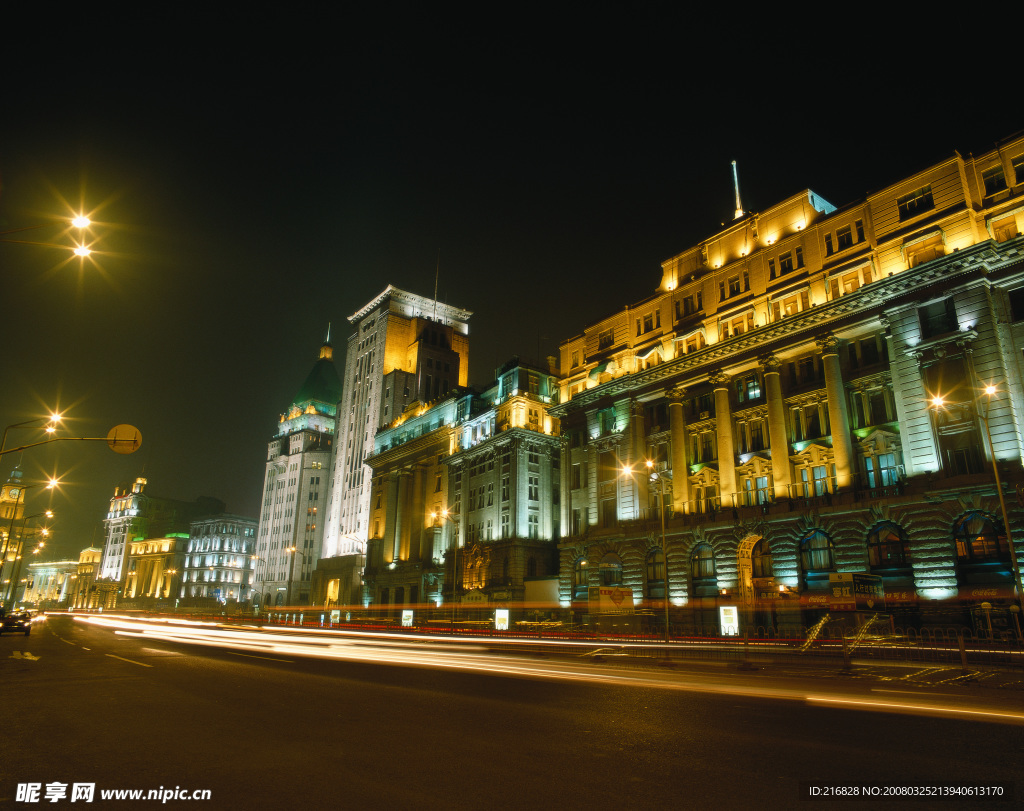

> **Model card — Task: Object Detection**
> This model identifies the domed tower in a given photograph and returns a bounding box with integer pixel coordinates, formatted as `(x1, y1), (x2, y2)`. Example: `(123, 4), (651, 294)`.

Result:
(252, 332), (342, 607)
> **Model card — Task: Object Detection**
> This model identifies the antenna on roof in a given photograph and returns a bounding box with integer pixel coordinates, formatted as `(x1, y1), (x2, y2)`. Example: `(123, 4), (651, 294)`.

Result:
(325, 322), (331, 344)
(433, 249), (440, 322)
(732, 160), (744, 220)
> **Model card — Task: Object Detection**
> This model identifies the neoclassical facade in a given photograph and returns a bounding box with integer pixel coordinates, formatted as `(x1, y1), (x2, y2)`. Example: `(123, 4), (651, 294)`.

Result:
(553, 133), (1024, 633)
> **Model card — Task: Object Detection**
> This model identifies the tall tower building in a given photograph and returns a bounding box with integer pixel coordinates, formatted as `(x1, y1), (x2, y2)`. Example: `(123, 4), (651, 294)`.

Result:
(321, 286), (471, 560)
(254, 336), (342, 606)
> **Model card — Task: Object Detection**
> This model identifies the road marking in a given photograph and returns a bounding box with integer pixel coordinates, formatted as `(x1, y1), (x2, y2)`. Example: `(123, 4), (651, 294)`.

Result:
(10, 651), (40, 660)
(229, 651), (294, 663)
(82, 647), (91, 651)
(105, 654), (153, 668)
(59, 637), (76, 646)
(143, 648), (182, 656)
(872, 688), (962, 697)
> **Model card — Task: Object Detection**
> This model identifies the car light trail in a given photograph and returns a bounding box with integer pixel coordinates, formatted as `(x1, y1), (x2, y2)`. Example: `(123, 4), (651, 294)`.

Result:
(74, 615), (1024, 726)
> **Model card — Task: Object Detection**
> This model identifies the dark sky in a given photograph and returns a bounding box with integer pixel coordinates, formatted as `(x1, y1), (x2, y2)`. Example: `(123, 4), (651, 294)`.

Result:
(2, 11), (1020, 558)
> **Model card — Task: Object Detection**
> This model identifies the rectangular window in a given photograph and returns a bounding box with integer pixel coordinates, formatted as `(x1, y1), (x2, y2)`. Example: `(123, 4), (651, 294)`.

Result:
(728, 276), (742, 296)
(824, 233), (834, 255)
(919, 298), (957, 339)
(779, 251), (793, 274)
(836, 225), (853, 250)
(768, 258), (776, 278)
(795, 246), (804, 268)
(598, 329), (614, 350)
(528, 476), (539, 501)
(983, 166), (1007, 196)
(897, 185), (934, 220)
(855, 219), (865, 242)
(1013, 155), (1024, 186)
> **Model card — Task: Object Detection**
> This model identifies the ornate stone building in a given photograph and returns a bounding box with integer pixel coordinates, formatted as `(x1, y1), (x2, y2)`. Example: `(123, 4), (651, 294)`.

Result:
(553, 133), (1024, 633)
(254, 336), (341, 607)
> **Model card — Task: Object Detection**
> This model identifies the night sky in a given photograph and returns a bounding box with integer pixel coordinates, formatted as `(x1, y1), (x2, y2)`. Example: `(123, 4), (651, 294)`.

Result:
(2, 11), (1020, 558)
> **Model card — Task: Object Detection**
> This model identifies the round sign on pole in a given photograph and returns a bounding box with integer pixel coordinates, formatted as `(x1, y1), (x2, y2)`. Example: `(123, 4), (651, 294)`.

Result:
(107, 424), (142, 454)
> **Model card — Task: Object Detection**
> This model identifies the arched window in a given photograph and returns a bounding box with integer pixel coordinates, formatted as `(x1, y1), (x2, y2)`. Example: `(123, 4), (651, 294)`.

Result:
(799, 530), (834, 572)
(690, 544), (715, 579)
(954, 512), (1008, 562)
(751, 539), (773, 579)
(572, 558), (589, 598)
(646, 549), (666, 599)
(600, 553), (623, 586)
(867, 522), (909, 568)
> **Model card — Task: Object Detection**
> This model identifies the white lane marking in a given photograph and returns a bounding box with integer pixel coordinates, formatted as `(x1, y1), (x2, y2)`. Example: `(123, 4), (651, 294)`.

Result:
(105, 654), (153, 668)
(229, 651), (294, 663)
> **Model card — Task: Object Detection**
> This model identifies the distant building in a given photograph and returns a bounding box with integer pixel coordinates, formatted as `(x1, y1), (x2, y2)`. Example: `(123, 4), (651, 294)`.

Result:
(97, 477), (224, 583)
(70, 547), (103, 610)
(23, 558), (79, 606)
(253, 336), (341, 607)
(182, 514), (257, 603)
(122, 535), (187, 603)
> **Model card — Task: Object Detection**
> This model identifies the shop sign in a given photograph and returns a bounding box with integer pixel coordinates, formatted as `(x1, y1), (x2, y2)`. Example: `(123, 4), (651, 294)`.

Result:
(829, 573), (885, 611)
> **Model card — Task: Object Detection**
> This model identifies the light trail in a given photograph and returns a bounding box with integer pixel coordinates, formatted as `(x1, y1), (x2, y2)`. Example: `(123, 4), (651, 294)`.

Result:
(74, 615), (1024, 725)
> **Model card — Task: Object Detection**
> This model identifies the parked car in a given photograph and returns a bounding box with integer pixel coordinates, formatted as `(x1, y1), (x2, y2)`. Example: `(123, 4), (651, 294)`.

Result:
(0, 611), (32, 636)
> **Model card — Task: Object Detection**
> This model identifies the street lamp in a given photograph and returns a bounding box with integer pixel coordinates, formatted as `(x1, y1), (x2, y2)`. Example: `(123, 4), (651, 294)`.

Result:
(1, 413), (62, 456)
(931, 386), (1024, 623)
(430, 508), (459, 627)
(623, 460), (673, 643)
(0, 213), (94, 258)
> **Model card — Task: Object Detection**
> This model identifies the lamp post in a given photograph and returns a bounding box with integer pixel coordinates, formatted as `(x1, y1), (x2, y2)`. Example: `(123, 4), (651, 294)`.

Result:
(621, 461), (672, 643)
(5, 513), (53, 608)
(0, 214), (94, 258)
(430, 508), (458, 628)
(249, 555), (268, 609)
(932, 386), (1024, 623)
(1, 482), (57, 607)
(1, 414), (62, 457)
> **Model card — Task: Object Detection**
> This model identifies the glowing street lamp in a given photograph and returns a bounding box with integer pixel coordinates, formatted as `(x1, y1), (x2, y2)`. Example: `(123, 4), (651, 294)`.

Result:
(0, 213), (95, 258)
(430, 508), (459, 626)
(1, 413), (62, 456)
(624, 461), (672, 643)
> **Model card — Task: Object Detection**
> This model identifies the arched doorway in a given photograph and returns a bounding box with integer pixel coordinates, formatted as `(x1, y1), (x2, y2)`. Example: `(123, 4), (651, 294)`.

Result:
(737, 534), (776, 633)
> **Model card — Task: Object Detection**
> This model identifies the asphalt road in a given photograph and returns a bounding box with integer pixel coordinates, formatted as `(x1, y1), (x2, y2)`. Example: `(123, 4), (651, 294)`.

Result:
(1, 615), (1020, 809)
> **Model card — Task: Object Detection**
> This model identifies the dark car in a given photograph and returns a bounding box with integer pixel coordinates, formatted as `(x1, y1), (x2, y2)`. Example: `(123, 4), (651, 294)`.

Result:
(0, 611), (32, 636)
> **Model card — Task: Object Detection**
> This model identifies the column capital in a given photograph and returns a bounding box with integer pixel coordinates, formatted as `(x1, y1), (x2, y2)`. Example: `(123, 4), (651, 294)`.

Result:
(816, 333), (843, 356)
(667, 385), (688, 403)
(709, 371), (731, 388)
(759, 353), (783, 374)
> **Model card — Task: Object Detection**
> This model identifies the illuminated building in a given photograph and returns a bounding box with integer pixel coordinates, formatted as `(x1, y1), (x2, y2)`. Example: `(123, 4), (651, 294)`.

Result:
(69, 547), (103, 610)
(22, 559), (79, 606)
(320, 286), (471, 564)
(122, 536), (186, 603)
(553, 133), (1024, 632)
(0, 468), (27, 584)
(98, 477), (225, 583)
(253, 336), (340, 606)
(363, 358), (562, 610)
(181, 515), (258, 603)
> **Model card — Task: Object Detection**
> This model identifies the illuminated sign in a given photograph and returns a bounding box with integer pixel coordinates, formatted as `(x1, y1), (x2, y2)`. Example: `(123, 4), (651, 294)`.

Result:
(719, 605), (739, 636)
(828, 573), (885, 611)
(401, 610), (413, 627)
(495, 609), (509, 630)
(588, 586), (635, 614)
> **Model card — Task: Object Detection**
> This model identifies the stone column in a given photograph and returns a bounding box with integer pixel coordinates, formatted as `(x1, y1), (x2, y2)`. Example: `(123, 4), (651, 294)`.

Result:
(629, 399), (648, 517)
(408, 462), (424, 562)
(711, 372), (737, 508)
(668, 386), (691, 514)
(761, 354), (792, 500)
(818, 334), (854, 489)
